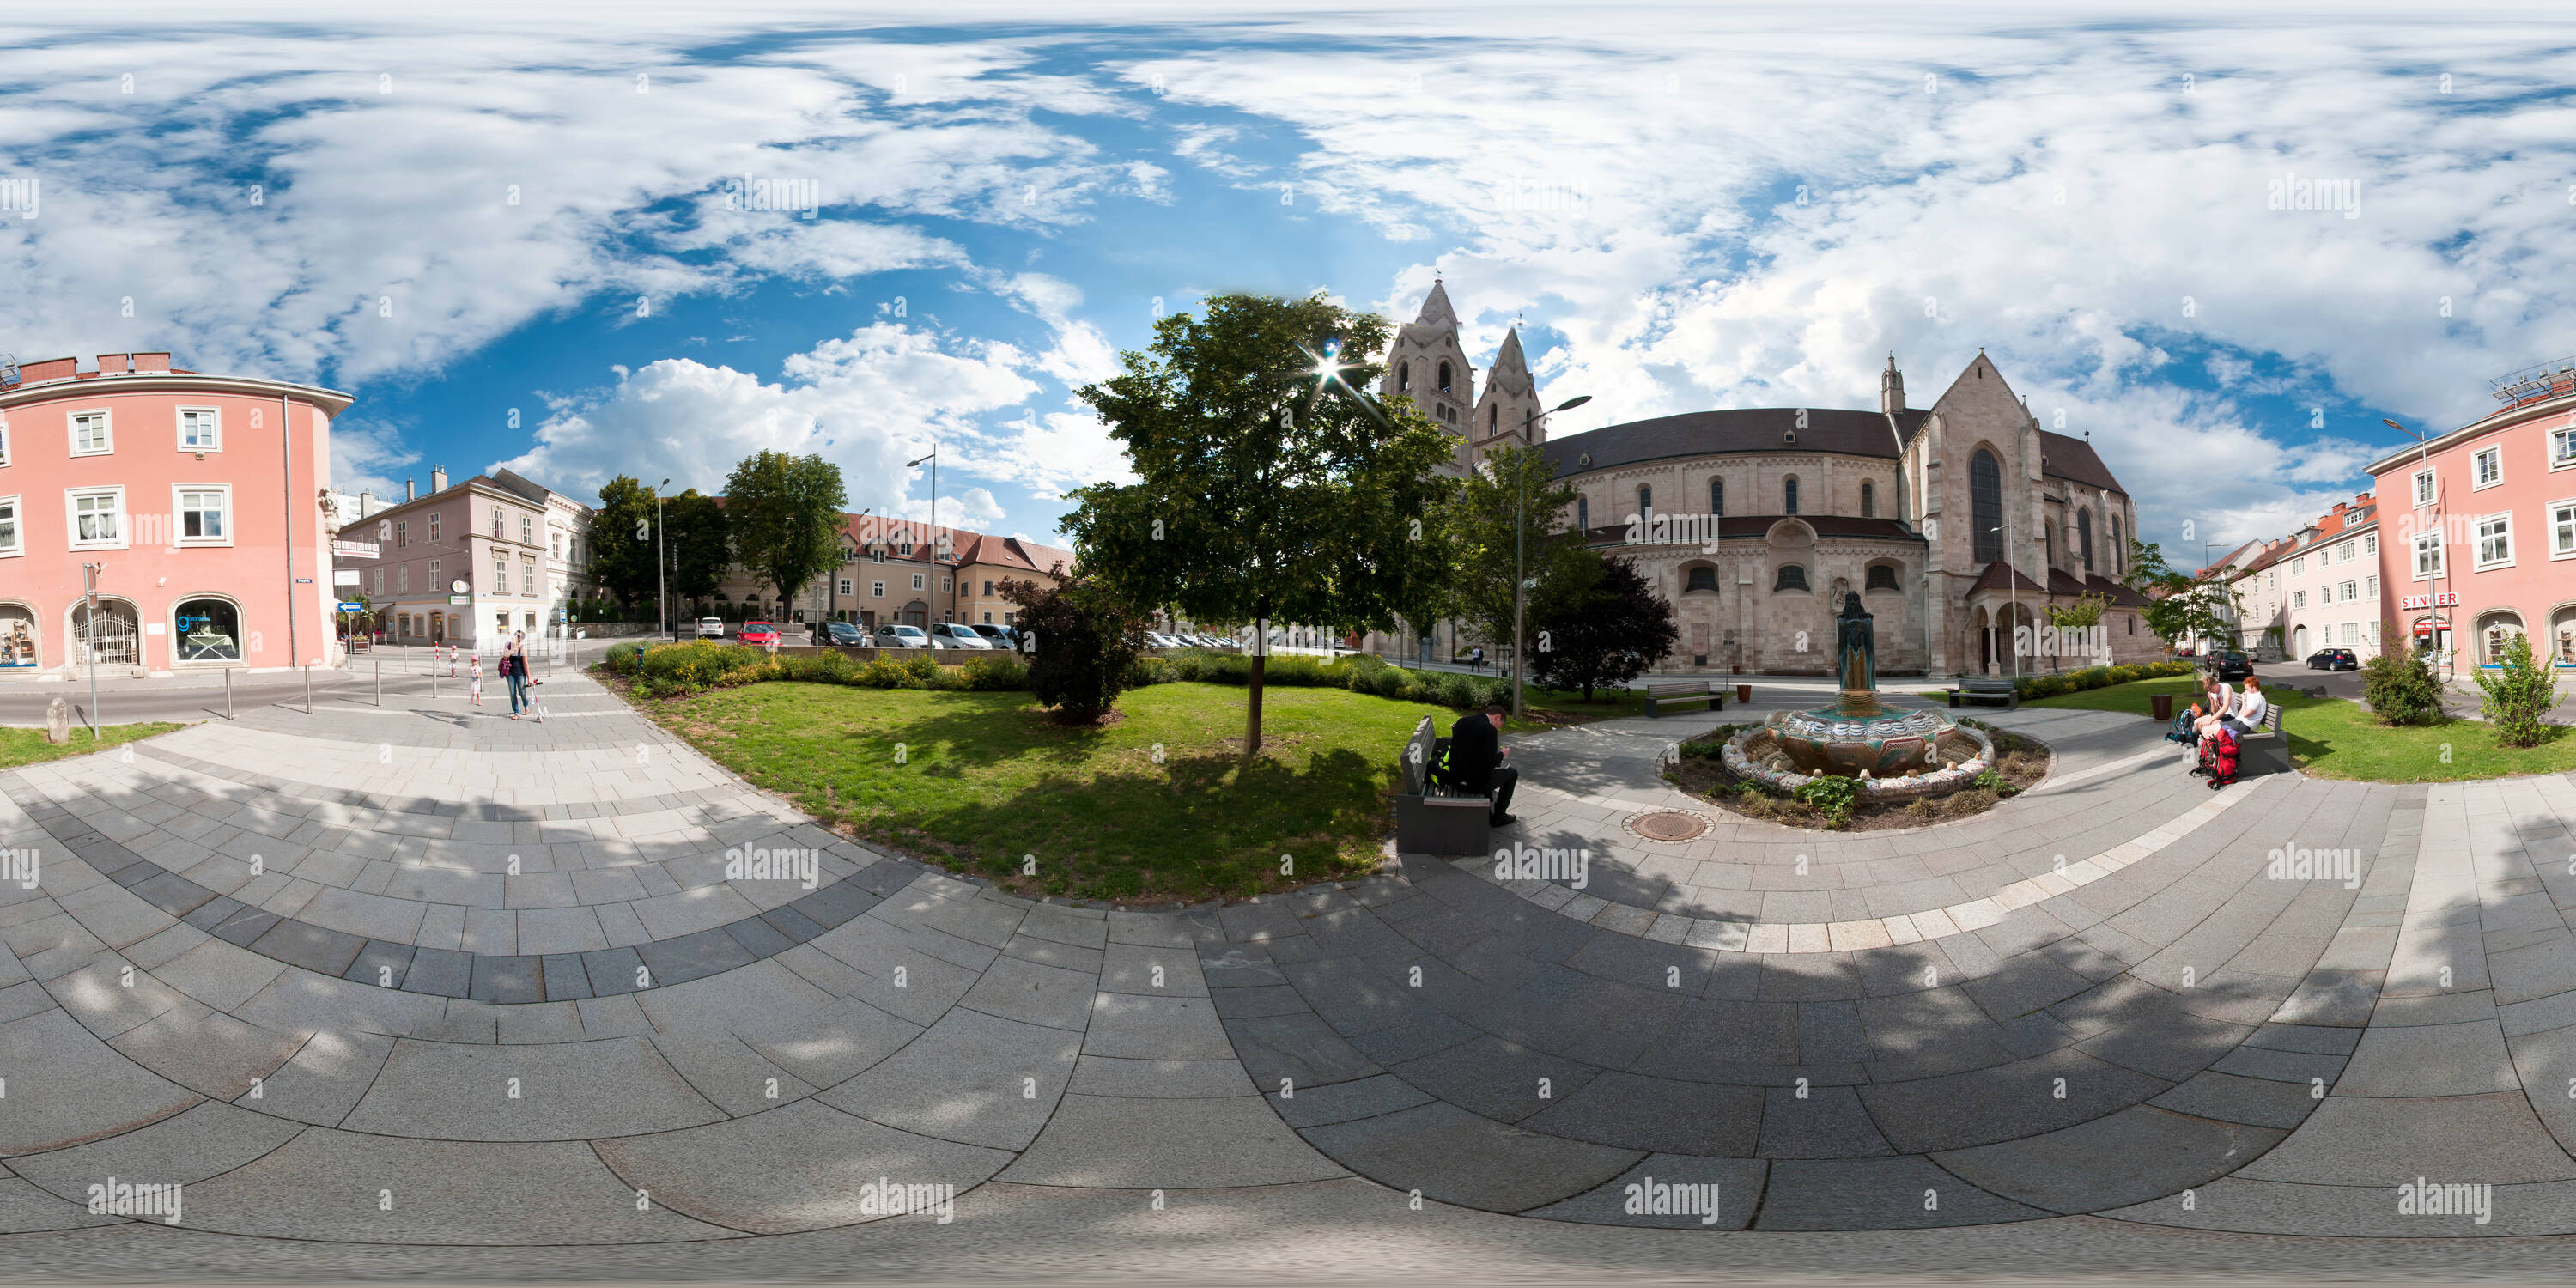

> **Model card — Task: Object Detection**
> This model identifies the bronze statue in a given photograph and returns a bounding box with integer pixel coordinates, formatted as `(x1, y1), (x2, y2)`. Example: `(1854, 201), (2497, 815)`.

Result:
(1835, 591), (1880, 716)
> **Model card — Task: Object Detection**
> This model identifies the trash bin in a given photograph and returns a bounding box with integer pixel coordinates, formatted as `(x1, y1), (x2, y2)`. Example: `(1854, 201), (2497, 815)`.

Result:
(1736, 683), (1753, 703)
(2150, 693), (2175, 722)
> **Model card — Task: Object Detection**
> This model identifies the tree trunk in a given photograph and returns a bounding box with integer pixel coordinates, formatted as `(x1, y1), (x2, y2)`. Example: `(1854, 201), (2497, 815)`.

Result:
(1246, 612), (1268, 756)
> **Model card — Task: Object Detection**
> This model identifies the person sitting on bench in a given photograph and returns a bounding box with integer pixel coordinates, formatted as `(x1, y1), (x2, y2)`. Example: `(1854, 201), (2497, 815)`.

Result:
(2223, 676), (2266, 740)
(2192, 673), (2237, 746)
(1449, 701), (1518, 827)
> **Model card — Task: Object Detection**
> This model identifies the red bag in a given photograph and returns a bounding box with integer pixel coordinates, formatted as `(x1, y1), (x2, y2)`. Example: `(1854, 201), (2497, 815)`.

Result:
(2201, 726), (2239, 787)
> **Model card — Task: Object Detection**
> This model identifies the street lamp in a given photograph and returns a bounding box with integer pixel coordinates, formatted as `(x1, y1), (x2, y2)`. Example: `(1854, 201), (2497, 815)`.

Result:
(2385, 417), (2446, 673)
(1988, 526), (2019, 679)
(656, 478), (671, 642)
(1513, 394), (1591, 721)
(907, 449), (939, 629)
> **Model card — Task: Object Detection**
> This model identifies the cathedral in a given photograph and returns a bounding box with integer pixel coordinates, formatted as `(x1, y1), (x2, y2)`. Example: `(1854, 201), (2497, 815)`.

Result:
(1372, 283), (2160, 678)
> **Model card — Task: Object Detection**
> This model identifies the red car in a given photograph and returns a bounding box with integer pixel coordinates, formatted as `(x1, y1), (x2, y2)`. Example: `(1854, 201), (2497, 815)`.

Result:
(737, 621), (782, 646)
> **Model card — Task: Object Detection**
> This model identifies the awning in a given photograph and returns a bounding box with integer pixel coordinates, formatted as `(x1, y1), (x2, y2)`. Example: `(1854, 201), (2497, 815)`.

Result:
(2412, 618), (2450, 635)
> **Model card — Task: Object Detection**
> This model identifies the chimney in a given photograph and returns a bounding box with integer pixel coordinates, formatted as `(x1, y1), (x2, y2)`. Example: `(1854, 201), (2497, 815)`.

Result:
(431, 466), (448, 494)
(359, 490), (375, 515)
(96, 353), (131, 374)
(406, 477), (416, 502)
(131, 352), (171, 373)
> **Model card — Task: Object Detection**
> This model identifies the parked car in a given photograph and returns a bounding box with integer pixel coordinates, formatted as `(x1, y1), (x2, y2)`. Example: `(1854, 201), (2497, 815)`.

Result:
(819, 620), (866, 646)
(927, 623), (991, 650)
(696, 617), (726, 639)
(738, 622), (782, 647)
(2306, 647), (2359, 671)
(872, 623), (929, 649)
(2204, 650), (2253, 682)
(970, 623), (1019, 649)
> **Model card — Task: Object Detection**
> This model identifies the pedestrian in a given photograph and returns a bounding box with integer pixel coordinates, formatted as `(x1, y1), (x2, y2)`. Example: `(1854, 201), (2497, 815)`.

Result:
(447, 642), (459, 678)
(1448, 701), (1519, 827)
(469, 654), (484, 707)
(504, 630), (531, 720)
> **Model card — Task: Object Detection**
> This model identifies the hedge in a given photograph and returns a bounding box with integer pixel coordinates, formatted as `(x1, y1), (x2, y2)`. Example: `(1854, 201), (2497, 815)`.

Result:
(2011, 659), (2194, 699)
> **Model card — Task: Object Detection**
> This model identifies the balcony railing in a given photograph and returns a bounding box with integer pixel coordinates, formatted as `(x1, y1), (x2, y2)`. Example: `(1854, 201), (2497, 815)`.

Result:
(2488, 356), (2576, 408)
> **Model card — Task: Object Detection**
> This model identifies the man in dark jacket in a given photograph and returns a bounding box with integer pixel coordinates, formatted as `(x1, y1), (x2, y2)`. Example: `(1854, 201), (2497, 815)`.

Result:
(1448, 702), (1517, 826)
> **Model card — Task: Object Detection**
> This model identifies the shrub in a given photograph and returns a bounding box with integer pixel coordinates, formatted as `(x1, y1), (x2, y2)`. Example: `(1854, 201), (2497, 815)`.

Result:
(999, 570), (1151, 724)
(2474, 631), (2561, 748)
(1121, 654), (1174, 689)
(1794, 773), (1860, 826)
(2362, 647), (2445, 726)
(605, 641), (644, 674)
(1435, 672), (1479, 709)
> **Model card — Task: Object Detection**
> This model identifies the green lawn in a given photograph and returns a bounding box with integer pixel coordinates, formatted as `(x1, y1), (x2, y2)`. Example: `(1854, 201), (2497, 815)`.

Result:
(0, 722), (186, 772)
(641, 680), (1467, 902)
(2027, 677), (2576, 783)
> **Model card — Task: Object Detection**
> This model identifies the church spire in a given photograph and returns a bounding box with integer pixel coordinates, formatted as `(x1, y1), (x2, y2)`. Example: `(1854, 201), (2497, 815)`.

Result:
(1880, 352), (1905, 415)
(1492, 325), (1528, 375)
(1416, 279), (1459, 327)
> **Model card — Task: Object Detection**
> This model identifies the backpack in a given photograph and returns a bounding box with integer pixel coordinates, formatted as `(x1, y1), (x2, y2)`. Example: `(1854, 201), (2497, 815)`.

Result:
(2201, 726), (2239, 788)
(2166, 708), (2198, 746)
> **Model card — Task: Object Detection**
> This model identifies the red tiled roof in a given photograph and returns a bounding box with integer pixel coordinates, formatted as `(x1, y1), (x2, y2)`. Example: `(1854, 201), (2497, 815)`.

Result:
(1967, 562), (2050, 595)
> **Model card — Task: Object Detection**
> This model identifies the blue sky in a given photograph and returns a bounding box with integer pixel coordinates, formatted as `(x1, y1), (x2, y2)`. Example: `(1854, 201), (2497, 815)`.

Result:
(7, 1), (2576, 562)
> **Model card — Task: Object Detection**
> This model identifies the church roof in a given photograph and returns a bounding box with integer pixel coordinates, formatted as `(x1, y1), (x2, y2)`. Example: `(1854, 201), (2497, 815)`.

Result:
(1492, 325), (1527, 374)
(1966, 561), (2050, 595)
(2086, 574), (2154, 607)
(1577, 515), (1926, 544)
(2038, 431), (2125, 496)
(1544, 407), (1930, 476)
(1414, 281), (1457, 327)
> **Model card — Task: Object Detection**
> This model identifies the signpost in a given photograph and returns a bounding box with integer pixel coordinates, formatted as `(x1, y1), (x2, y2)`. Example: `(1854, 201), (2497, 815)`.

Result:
(79, 562), (102, 737)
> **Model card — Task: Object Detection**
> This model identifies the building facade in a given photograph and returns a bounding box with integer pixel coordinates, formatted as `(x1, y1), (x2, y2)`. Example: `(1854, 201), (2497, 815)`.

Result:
(0, 351), (349, 677)
(708, 516), (1072, 632)
(2368, 369), (2576, 677)
(340, 467), (583, 649)
(2237, 494), (2380, 663)
(1372, 288), (2160, 677)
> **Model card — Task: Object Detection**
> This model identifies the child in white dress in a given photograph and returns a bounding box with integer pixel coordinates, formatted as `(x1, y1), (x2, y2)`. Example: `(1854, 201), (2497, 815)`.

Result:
(470, 655), (484, 706)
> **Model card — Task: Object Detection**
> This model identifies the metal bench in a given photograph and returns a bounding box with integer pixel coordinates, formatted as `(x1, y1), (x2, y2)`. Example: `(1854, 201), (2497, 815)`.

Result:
(1393, 716), (1492, 855)
(1946, 676), (2020, 710)
(1643, 681), (1724, 718)
(2235, 704), (2291, 777)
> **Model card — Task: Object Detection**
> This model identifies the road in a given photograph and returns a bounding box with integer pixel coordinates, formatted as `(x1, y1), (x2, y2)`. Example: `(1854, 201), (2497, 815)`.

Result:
(0, 639), (623, 727)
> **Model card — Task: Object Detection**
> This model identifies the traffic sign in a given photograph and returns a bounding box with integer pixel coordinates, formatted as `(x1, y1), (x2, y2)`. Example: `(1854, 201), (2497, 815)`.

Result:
(335, 601), (364, 612)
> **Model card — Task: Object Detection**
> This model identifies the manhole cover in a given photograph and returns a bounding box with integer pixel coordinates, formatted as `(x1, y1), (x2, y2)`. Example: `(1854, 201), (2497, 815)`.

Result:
(1631, 811), (1709, 841)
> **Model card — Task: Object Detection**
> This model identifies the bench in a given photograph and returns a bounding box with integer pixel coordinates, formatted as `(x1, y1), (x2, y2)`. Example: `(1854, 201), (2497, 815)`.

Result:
(2235, 704), (2291, 777)
(1946, 676), (2020, 710)
(1643, 681), (1724, 718)
(1393, 716), (1492, 855)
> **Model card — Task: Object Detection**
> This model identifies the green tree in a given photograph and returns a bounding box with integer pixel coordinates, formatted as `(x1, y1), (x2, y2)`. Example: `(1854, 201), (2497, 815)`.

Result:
(2044, 593), (2110, 672)
(2474, 630), (2561, 747)
(1062, 293), (1458, 755)
(724, 451), (848, 607)
(2129, 538), (2233, 652)
(999, 568), (1151, 724)
(663, 489), (732, 601)
(1528, 548), (1678, 702)
(586, 475), (659, 608)
(1440, 442), (1583, 677)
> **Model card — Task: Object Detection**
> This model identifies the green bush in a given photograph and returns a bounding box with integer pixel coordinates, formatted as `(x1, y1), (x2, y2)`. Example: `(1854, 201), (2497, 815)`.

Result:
(1122, 653), (1174, 689)
(2362, 647), (2445, 726)
(2474, 631), (2561, 748)
(1794, 773), (1860, 826)
(605, 641), (644, 674)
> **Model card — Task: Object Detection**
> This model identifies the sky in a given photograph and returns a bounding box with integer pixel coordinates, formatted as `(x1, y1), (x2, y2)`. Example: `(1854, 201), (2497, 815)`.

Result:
(5, 0), (2575, 562)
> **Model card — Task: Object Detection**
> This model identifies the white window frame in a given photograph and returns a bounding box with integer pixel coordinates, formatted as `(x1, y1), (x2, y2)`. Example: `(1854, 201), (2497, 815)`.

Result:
(371, 566), (383, 595)
(490, 507), (506, 539)
(2553, 425), (2576, 471)
(2290, 556), (2305, 576)
(520, 557), (535, 596)
(2413, 531), (2443, 580)
(871, 580), (885, 598)
(0, 494), (18, 557)
(172, 483), (233, 547)
(2364, 532), (2377, 556)
(65, 485), (126, 550)
(2366, 574), (2377, 598)
(428, 513), (441, 544)
(2475, 512), (2513, 569)
(493, 556), (508, 594)
(0, 416), (12, 466)
(69, 409), (112, 457)
(2474, 445), (2503, 490)
(2292, 590), (2306, 610)
(2414, 468), (2436, 507)
(428, 558), (441, 590)
(2339, 580), (2357, 603)
(176, 405), (222, 453)
(521, 514), (533, 544)
(397, 565), (410, 594)
(912, 573), (926, 592)
(2551, 499), (2576, 560)
(837, 579), (853, 596)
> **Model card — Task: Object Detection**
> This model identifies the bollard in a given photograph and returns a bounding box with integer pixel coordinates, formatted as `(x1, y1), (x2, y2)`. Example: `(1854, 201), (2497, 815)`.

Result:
(224, 667), (234, 720)
(376, 656), (383, 706)
(431, 659), (438, 700)
(303, 665), (313, 714)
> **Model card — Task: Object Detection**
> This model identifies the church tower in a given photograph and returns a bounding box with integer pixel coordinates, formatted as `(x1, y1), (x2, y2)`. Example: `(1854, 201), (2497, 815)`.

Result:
(1381, 282), (1476, 475)
(1881, 354), (1906, 415)
(1468, 325), (1544, 467)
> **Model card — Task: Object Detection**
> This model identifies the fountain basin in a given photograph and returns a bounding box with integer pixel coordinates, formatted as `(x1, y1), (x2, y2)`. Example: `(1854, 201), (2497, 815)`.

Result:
(1722, 711), (1996, 801)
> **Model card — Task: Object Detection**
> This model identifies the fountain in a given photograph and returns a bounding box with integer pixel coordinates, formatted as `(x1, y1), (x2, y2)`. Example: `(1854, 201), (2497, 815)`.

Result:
(1721, 592), (1994, 800)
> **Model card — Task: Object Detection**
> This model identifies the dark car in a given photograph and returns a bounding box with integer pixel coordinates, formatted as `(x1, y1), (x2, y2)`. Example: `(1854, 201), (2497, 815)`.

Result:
(819, 621), (866, 646)
(2206, 650), (2254, 682)
(2306, 647), (2359, 671)
(969, 623), (1018, 650)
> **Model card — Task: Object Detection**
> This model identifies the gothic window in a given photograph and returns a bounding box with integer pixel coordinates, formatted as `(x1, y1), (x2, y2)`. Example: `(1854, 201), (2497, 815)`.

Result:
(1772, 564), (1809, 592)
(1488, 405), (1498, 434)
(1577, 497), (1589, 531)
(1783, 477), (1800, 516)
(1637, 483), (1652, 518)
(1866, 563), (1899, 591)
(2111, 514), (2123, 574)
(2078, 507), (2094, 571)
(1685, 566), (1720, 592)
(1398, 361), (1411, 392)
(1709, 477), (1723, 516)
(1861, 481), (1874, 519)
(1437, 361), (1452, 394)
(1971, 449), (2002, 563)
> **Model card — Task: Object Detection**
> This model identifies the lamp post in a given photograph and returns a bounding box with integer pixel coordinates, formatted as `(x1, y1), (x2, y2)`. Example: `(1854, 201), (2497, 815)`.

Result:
(80, 562), (103, 737)
(907, 449), (939, 629)
(1512, 395), (1592, 722)
(1988, 524), (2020, 679)
(2385, 417), (2446, 676)
(656, 477), (671, 641)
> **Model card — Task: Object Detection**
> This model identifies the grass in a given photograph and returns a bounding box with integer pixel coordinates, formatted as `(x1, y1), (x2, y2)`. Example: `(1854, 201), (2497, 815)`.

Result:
(630, 679), (1467, 902)
(2027, 677), (2576, 783)
(0, 722), (186, 771)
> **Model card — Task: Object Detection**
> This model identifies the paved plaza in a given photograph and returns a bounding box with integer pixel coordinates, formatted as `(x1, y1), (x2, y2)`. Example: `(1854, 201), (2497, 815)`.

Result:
(1, 664), (2574, 1276)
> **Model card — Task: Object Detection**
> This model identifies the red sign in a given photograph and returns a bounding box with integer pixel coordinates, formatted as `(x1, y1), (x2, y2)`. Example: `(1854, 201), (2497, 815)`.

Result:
(2413, 619), (2451, 635)
(2397, 592), (2459, 610)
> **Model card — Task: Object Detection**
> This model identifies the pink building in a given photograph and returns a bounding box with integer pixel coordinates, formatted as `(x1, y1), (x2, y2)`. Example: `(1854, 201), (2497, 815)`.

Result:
(0, 352), (352, 677)
(2368, 360), (2576, 679)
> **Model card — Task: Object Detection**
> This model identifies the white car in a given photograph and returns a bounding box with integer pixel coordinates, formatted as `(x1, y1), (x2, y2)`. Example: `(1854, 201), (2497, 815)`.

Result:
(928, 623), (991, 650)
(873, 624), (930, 649)
(696, 617), (725, 639)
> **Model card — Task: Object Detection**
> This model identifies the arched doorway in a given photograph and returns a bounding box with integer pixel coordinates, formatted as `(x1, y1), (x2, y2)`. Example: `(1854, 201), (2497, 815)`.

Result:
(2292, 625), (2308, 659)
(2476, 610), (2527, 665)
(70, 598), (141, 667)
(0, 601), (39, 671)
(899, 599), (929, 628)
(2552, 604), (2576, 667)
